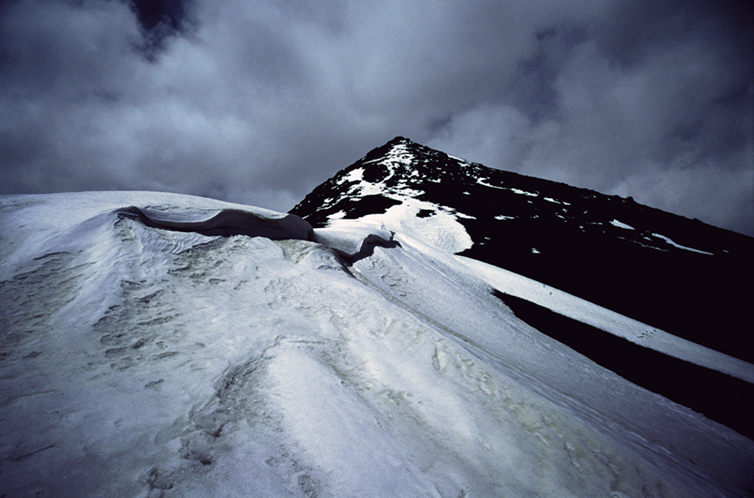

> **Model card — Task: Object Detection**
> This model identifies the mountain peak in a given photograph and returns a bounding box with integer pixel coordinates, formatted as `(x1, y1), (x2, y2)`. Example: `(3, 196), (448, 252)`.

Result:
(291, 137), (473, 226)
(292, 138), (754, 366)
(387, 135), (412, 145)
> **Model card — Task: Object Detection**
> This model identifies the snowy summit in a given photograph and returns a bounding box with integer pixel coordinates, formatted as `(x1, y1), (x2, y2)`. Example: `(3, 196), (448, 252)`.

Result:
(1, 139), (753, 497)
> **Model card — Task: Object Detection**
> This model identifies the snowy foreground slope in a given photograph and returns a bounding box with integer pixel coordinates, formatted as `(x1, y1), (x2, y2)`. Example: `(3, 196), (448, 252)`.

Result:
(1, 192), (753, 497)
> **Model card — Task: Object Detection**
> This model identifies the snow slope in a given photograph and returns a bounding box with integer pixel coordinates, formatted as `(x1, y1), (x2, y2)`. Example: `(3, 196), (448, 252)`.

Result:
(1, 192), (753, 497)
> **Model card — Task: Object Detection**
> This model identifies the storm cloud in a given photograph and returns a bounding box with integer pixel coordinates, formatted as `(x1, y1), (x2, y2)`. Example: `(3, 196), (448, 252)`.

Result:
(1, 0), (752, 234)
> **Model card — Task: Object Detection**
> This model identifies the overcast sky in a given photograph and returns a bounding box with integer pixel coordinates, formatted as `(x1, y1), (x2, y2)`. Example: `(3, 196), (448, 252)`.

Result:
(1, 0), (752, 235)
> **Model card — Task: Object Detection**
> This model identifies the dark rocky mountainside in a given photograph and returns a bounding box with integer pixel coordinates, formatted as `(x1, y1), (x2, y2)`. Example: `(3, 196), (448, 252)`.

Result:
(292, 137), (754, 363)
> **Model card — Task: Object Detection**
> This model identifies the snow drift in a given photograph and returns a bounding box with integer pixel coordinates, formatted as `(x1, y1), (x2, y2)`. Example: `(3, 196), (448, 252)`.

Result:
(116, 205), (316, 241)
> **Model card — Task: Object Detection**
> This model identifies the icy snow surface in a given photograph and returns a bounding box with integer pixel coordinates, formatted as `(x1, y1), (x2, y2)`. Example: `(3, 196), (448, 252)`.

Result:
(1, 192), (753, 497)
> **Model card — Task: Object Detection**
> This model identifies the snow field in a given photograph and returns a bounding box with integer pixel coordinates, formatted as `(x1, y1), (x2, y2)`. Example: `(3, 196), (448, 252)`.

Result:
(1, 192), (753, 497)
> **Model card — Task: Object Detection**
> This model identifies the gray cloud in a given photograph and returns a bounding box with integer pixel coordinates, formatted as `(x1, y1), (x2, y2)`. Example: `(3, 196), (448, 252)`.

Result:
(1, 0), (752, 235)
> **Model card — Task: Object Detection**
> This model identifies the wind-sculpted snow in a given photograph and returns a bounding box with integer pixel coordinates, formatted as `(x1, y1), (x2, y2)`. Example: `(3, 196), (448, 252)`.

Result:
(1, 192), (753, 497)
(117, 205), (316, 241)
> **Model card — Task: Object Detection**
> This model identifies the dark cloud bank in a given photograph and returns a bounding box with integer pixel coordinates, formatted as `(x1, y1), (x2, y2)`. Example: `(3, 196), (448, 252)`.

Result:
(1, 0), (752, 235)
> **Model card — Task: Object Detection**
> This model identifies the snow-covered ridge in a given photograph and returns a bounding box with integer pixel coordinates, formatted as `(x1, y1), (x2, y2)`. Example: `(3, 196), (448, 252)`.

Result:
(2, 191), (753, 497)
(0, 192), (312, 278)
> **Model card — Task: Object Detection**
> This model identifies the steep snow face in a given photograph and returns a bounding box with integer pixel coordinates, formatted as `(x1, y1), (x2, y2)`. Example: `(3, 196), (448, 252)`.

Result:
(1, 192), (753, 497)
